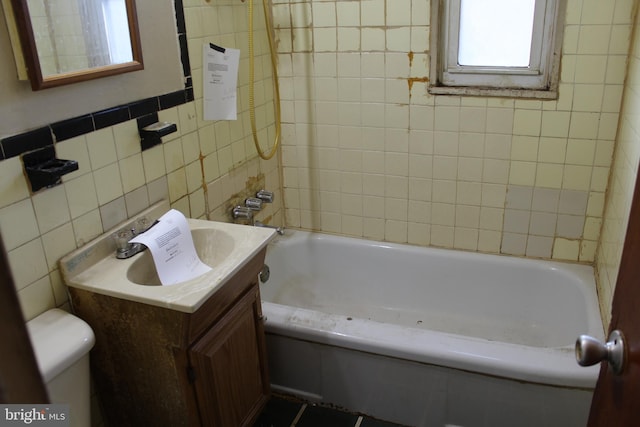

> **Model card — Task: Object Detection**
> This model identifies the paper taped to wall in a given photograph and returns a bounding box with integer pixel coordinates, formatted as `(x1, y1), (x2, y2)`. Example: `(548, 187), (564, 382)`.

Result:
(203, 43), (240, 120)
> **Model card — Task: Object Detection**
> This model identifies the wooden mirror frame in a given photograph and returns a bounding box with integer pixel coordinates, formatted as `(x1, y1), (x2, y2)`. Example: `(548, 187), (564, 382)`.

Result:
(9, 0), (144, 91)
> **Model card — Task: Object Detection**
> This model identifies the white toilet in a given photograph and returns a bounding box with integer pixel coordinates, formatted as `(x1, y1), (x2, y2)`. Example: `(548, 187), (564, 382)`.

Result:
(26, 308), (95, 427)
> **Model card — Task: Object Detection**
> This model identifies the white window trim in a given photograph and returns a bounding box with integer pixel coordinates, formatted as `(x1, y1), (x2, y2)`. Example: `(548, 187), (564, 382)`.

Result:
(429, 0), (566, 99)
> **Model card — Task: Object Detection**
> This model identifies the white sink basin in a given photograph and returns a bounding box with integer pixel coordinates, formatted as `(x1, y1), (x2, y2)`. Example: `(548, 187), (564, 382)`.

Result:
(60, 202), (276, 313)
(127, 228), (235, 286)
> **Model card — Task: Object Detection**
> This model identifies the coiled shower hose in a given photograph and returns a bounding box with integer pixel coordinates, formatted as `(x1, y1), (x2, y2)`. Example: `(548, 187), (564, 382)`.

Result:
(248, 0), (281, 160)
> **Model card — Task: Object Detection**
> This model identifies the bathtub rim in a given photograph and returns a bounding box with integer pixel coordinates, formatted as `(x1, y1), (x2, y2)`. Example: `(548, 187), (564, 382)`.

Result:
(262, 301), (600, 389)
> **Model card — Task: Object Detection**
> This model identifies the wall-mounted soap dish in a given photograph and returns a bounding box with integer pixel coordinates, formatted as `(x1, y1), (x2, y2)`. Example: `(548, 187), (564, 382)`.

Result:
(23, 146), (78, 192)
(137, 112), (177, 151)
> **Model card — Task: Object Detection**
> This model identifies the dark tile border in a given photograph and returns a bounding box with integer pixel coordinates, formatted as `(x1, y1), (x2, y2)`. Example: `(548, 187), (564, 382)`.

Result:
(1, 127), (53, 159)
(93, 106), (131, 130)
(0, 0), (192, 159)
(51, 115), (95, 142)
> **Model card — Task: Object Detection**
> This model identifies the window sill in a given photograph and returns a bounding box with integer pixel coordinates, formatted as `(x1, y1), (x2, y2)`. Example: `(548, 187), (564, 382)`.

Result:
(428, 85), (558, 100)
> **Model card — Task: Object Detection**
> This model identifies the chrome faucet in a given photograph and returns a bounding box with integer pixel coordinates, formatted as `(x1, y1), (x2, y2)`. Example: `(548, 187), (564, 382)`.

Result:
(114, 217), (152, 259)
(231, 190), (283, 234)
(232, 206), (254, 221)
(254, 220), (285, 235)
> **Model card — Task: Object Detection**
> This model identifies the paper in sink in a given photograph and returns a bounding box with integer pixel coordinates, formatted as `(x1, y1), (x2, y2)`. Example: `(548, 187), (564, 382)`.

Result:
(130, 209), (212, 286)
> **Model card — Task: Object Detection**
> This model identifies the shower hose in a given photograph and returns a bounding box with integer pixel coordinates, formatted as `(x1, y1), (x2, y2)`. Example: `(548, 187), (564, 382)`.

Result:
(248, 0), (281, 160)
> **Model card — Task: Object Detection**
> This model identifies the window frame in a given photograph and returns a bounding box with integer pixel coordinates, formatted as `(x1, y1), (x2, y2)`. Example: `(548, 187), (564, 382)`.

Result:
(429, 0), (566, 99)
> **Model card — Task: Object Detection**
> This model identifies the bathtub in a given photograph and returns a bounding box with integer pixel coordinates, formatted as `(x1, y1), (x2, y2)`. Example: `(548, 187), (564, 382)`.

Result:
(260, 230), (604, 427)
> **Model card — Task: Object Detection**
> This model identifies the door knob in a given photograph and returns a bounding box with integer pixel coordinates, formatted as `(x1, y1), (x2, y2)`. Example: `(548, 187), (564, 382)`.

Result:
(575, 330), (625, 375)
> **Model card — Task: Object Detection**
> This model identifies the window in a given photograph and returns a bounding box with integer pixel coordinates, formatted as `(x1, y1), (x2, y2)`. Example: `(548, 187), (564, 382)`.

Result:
(430, 0), (565, 98)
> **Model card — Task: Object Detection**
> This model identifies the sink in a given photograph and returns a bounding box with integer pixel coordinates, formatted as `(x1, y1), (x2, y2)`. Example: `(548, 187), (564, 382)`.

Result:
(59, 201), (277, 313)
(127, 228), (235, 286)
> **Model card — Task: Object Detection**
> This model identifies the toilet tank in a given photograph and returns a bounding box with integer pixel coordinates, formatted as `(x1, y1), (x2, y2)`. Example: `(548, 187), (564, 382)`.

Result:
(26, 309), (95, 427)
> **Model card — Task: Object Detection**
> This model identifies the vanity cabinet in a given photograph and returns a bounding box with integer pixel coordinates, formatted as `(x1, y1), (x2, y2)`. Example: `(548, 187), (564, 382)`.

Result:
(69, 248), (270, 427)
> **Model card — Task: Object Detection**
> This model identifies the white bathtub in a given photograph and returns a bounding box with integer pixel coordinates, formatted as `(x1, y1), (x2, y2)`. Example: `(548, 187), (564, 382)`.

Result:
(260, 230), (604, 427)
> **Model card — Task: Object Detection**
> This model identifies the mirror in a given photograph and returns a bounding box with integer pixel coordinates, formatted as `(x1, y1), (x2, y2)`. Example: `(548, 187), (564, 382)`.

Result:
(9, 0), (143, 91)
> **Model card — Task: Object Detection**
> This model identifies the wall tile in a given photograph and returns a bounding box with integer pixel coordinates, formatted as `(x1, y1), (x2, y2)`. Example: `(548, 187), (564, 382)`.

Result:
(86, 128), (117, 169)
(57, 135), (92, 179)
(41, 223), (76, 272)
(513, 109), (542, 136)
(503, 209), (531, 234)
(32, 186), (71, 234)
(562, 165), (592, 191)
(529, 212), (558, 237)
(112, 120), (141, 160)
(430, 224), (454, 247)
(578, 25), (612, 54)
(0, 199), (39, 251)
(559, 189), (589, 215)
(538, 137), (567, 163)
(479, 207), (503, 231)
(478, 230), (501, 253)
(120, 154), (146, 193)
(557, 214), (586, 239)
(8, 239), (48, 291)
(124, 186), (150, 217)
(511, 136), (539, 161)
(501, 233), (527, 256)
(17, 276), (55, 322)
(99, 197), (127, 231)
(506, 186), (533, 210)
(553, 238), (580, 261)
(93, 163), (124, 206)
(526, 235), (553, 258)
(455, 205), (480, 229)
(361, 27), (385, 51)
(535, 164), (564, 188)
(361, 0), (385, 26)
(509, 161), (536, 186)
(454, 227), (478, 250)
(581, 0), (615, 25)
(532, 188), (560, 212)
(574, 56), (608, 83)
(337, 2), (359, 27)
(566, 139), (596, 165)
(168, 168), (188, 202)
(408, 222), (430, 245)
(0, 158), (31, 208)
(142, 145), (167, 183)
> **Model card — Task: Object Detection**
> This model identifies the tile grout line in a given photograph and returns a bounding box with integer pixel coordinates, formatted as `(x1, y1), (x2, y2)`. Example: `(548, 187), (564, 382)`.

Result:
(290, 403), (307, 427)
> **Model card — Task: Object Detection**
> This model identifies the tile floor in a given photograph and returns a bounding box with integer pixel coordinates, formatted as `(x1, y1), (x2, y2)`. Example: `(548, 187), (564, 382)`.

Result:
(254, 395), (406, 427)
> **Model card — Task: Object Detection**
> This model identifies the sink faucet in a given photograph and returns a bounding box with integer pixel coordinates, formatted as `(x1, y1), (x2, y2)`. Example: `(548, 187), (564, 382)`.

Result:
(114, 218), (152, 259)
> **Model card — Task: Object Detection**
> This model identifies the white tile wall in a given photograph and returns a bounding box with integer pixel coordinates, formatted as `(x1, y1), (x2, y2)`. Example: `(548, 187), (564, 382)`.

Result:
(274, 0), (635, 276)
(596, 0), (640, 328)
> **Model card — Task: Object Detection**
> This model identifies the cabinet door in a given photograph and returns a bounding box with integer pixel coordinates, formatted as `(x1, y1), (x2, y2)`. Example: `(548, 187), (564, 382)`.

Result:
(189, 285), (269, 427)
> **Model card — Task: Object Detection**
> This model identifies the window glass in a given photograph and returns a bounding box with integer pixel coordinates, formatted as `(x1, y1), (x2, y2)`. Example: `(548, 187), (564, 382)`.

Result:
(458, 0), (536, 67)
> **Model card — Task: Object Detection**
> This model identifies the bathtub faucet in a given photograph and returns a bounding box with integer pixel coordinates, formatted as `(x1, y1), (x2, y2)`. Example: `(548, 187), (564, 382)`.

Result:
(254, 220), (285, 235)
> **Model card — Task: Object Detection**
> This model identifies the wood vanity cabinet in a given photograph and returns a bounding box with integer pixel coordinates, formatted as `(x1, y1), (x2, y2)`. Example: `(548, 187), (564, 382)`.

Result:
(69, 248), (270, 427)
